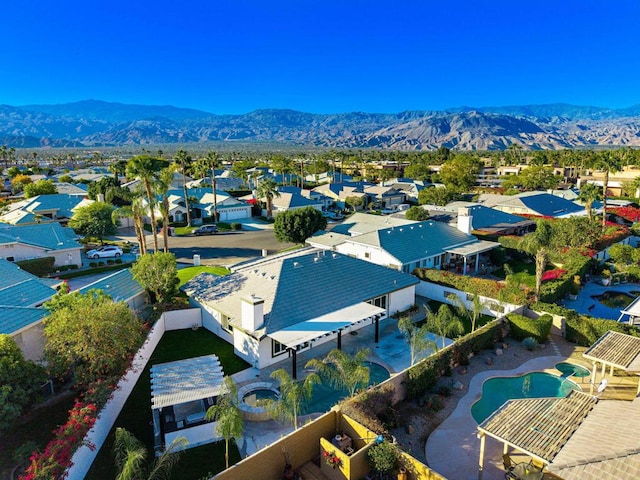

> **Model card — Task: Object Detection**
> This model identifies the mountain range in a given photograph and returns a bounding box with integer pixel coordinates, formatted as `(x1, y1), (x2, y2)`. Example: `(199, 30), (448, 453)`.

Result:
(1, 100), (640, 150)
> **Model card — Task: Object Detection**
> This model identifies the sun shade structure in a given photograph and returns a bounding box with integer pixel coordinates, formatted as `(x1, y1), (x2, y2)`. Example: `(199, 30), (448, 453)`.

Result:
(618, 296), (640, 324)
(150, 354), (224, 409)
(582, 330), (640, 394)
(476, 391), (597, 479)
(268, 302), (385, 349)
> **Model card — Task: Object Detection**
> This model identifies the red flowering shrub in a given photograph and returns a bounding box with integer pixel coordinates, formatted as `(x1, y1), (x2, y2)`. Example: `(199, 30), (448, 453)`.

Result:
(541, 269), (567, 282)
(609, 206), (640, 223)
(19, 401), (98, 480)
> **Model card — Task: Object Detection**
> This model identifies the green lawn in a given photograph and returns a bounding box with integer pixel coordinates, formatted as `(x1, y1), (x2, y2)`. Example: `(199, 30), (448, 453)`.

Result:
(173, 222), (233, 236)
(0, 395), (76, 479)
(177, 265), (230, 287)
(87, 329), (249, 480)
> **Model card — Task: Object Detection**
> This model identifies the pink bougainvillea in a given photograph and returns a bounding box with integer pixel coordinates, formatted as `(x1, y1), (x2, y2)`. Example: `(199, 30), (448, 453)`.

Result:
(541, 269), (567, 282)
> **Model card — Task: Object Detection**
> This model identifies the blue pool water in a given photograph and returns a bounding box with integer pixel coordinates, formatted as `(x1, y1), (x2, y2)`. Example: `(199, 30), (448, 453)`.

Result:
(555, 362), (590, 379)
(471, 372), (580, 424)
(301, 362), (390, 415)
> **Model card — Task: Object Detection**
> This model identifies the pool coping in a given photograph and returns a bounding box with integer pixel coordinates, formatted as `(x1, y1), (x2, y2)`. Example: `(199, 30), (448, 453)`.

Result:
(425, 354), (566, 480)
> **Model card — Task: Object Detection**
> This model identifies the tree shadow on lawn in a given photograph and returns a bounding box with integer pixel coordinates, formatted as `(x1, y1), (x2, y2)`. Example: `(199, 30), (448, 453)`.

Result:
(87, 329), (249, 480)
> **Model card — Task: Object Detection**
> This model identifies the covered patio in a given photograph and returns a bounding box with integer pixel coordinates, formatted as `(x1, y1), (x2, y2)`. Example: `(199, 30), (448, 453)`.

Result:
(150, 354), (224, 454)
(618, 296), (640, 325)
(268, 302), (386, 379)
(445, 240), (499, 275)
(582, 330), (640, 395)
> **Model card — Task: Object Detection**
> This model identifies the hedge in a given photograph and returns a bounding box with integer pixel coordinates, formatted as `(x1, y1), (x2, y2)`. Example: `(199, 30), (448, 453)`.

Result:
(531, 301), (640, 346)
(405, 319), (504, 399)
(16, 256), (55, 276)
(506, 313), (552, 343)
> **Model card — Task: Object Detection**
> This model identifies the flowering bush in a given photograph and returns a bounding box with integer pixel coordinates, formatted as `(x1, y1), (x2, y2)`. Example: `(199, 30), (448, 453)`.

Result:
(19, 401), (98, 480)
(609, 206), (640, 223)
(541, 269), (567, 282)
(323, 449), (342, 469)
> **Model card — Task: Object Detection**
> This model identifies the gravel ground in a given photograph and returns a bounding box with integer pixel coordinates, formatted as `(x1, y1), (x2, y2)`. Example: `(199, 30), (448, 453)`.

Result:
(390, 335), (582, 465)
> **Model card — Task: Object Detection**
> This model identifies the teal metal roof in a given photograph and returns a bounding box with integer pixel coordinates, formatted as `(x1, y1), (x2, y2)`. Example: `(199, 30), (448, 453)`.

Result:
(348, 221), (478, 264)
(464, 204), (533, 229)
(0, 259), (58, 307)
(0, 223), (82, 250)
(79, 269), (144, 302)
(24, 194), (88, 217)
(0, 306), (49, 335)
(183, 249), (418, 335)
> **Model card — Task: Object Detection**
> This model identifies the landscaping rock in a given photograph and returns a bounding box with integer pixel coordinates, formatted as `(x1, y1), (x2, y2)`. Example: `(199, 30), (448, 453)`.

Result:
(485, 356), (493, 366)
(495, 348), (503, 356)
(406, 424), (415, 435)
(452, 381), (464, 390)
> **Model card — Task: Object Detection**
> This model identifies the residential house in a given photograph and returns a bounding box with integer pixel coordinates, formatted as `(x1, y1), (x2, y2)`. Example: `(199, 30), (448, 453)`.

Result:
(0, 222), (84, 267)
(53, 182), (89, 197)
(312, 181), (374, 210)
(333, 220), (499, 274)
(478, 191), (586, 218)
(381, 178), (430, 203)
(424, 202), (535, 236)
(79, 268), (146, 310)
(144, 188), (251, 223)
(363, 185), (406, 210)
(0, 194), (93, 225)
(182, 248), (418, 372)
(270, 186), (323, 214)
(0, 259), (60, 360)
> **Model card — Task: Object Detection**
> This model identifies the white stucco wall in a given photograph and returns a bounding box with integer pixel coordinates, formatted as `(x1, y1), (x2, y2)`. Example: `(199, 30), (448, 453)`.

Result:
(334, 242), (401, 270)
(388, 285), (417, 316)
(0, 243), (82, 267)
(12, 322), (46, 362)
(192, 300), (234, 344)
(233, 329), (260, 367)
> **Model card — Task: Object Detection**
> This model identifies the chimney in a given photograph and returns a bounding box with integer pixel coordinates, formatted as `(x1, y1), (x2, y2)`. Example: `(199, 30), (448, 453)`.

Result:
(241, 294), (264, 331)
(457, 207), (473, 235)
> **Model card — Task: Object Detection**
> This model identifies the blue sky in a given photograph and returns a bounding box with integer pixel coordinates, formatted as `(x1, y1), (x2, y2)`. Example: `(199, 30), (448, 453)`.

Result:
(1, 1), (639, 114)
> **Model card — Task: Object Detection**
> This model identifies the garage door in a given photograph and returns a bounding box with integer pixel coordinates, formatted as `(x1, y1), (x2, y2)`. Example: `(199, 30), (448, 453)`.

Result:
(221, 207), (250, 221)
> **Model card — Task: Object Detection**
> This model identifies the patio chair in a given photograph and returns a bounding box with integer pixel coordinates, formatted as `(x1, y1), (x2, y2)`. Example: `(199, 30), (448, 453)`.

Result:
(503, 454), (517, 479)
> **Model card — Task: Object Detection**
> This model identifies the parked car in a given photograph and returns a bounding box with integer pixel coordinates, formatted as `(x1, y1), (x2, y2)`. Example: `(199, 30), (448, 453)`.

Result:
(85, 246), (123, 259)
(193, 225), (218, 235)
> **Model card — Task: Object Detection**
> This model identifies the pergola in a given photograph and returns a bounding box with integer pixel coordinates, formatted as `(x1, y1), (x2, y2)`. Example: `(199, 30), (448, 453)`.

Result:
(618, 296), (640, 325)
(445, 240), (499, 275)
(150, 354), (224, 453)
(268, 302), (386, 379)
(582, 330), (640, 395)
(476, 391), (598, 479)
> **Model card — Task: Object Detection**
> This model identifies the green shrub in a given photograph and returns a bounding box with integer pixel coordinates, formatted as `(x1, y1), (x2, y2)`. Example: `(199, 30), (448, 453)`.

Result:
(230, 222), (242, 230)
(106, 259), (115, 265)
(115, 258), (123, 264)
(89, 262), (97, 268)
(98, 261), (105, 266)
(507, 313), (552, 343)
(16, 257), (56, 276)
(367, 442), (398, 476)
(523, 337), (539, 350)
(70, 264), (79, 270)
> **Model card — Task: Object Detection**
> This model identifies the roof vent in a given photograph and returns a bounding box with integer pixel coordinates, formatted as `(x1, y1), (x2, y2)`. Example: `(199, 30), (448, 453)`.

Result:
(313, 257), (320, 263)
(293, 261), (301, 268)
(332, 253), (338, 258)
(410, 226), (414, 229)
(399, 228), (403, 232)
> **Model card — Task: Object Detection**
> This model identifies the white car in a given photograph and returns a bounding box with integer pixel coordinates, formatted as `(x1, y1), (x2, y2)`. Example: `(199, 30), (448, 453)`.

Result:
(85, 246), (123, 259)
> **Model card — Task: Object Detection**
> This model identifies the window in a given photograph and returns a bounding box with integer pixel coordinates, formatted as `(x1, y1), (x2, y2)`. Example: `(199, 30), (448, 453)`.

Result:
(434, 255), (441, 267)
(221, 314), (232, 333)
(368, 295), (387, 311)
(272, 340), (287, 357)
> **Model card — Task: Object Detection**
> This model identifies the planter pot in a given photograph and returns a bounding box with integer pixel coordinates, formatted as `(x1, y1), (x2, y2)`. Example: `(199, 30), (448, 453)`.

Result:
(398, 468), (407, 480)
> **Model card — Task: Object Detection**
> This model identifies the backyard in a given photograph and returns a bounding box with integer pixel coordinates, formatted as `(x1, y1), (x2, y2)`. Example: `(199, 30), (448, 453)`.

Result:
(87, 328), (249, 480)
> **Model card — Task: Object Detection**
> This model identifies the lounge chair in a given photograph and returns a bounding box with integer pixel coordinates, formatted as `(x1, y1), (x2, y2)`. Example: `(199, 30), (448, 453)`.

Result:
(503, 454), (517, 479)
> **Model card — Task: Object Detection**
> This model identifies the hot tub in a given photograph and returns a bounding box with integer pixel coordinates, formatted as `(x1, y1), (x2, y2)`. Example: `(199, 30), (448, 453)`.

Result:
(237, 382), (279, 421)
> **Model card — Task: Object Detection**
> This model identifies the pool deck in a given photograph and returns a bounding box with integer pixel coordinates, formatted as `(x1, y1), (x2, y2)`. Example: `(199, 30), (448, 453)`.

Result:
(425, 355), (565, 480)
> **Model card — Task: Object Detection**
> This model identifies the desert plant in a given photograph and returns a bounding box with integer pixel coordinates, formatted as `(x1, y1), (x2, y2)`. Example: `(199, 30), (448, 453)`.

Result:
(523, 337), (539, 351)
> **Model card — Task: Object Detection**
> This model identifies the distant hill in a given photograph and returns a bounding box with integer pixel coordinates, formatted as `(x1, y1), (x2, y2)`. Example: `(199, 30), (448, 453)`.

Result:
(1, 100), (640, 150)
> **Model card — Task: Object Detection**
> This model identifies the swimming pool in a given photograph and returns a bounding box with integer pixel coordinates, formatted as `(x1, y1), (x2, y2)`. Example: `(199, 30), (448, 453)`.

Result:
(301, 362), (390, 415)
(555, 362), (590, 379)
(471, 372), (580, 424)
(591, 290), (639, 309)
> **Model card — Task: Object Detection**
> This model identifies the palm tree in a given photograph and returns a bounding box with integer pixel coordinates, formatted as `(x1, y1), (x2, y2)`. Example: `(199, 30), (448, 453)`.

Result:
(155, 166), (175, 253)
(520, 219), (554, 302)
(451, 293), (485, 333)
(593, 150), (623, 232)
(205, 376), (243, 470)
(578, 182), (603, 220)
(206, 150), (220, 222)
(305, 348), (370, 398)
(126, 155), (168, 252)
(174, 149), (193, 227)
(256, 178), (280, 218)
(425, 305), (464, 349)
(398, 316), (438, 365)
(112, 185), (148, 255)
(109, 159), (128, 185)
(113, 427), (187, 480)
(264, 368), (320, 430)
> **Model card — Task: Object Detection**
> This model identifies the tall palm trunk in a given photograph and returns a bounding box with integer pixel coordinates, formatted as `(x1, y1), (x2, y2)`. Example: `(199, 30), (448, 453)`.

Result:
(534, 249), (548, 302)
(602, 169), (609, 232)
(182, 162), (191, 227)
(161, 197), (170, 253)
(211, 164), (218, 223)
(143, 179), (159, 252)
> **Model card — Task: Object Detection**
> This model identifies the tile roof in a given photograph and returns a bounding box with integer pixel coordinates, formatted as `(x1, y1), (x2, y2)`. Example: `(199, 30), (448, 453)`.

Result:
(0, 222), (82, 251)
(548, 400), (640, 480)
(182, 248), (418, 335)
(273, 192), (321, 209)
(0, 194), (93, 224)
(481, 191), (585, 217)
(0, 259), (57, 309)
(345, 221), (478, 264)
(79, 269), (144, 303)
(330, 212), (414, 236)
(0, 306), (49, 335)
